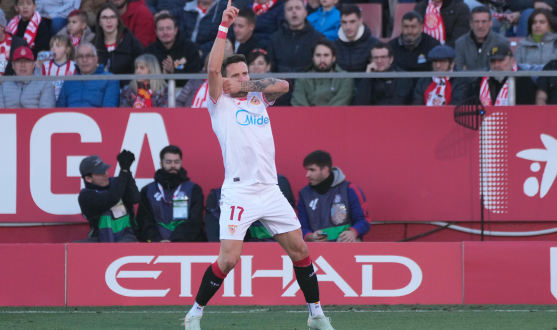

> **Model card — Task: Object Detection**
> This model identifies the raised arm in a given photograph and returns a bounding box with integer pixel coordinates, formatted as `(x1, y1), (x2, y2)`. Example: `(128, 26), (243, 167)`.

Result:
(223, 78), (290, 102)
(208, 0), (239, 102)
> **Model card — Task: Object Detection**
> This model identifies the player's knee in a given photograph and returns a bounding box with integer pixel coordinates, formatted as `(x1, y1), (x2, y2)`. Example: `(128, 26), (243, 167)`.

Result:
(218, 255), (240, 273)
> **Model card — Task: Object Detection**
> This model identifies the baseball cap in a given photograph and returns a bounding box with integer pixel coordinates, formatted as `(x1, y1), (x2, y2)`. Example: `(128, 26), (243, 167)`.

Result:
(12, 46), (34, 61)
(0, 9), (6, 28)
(79, 155), (111, 176)
(487, 44), (513, 60)
(427, 45), (456, 60)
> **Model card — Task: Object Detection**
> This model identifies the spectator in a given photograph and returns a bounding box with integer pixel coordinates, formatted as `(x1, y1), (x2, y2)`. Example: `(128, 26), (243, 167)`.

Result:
(0, 45), (55, 108)
(77, 152), (140, 243)
(307, 0), (340, 41)
(37, 35), (77, 100)
(414, 0), (470, 48)
(334, 4), (378, 73)
(80, 0), (107, 27)
(515, 8), (557, 66)
(120, 54), (167, 107)
(146, 0), (187, 14)
(483, 0), (534, 37)
(388, 11), (440, 72)
(57, 42), (120, 107)
(353, 43), (414, 105)
(94, 3), (143, 76)
(413, 45), (471, 105)
(247, 48), (271, 73)
(136, 145), (205, 242)
(176, 54), (211, 108)
(169, 0), (229, 59)
(1, 1), (18, 22)
(292, 39), (354, 106)
(476, 43), (536, 105)
(252, 0), (285, 47)
(306, 0), (319, 16)
(145, 12), (202, 86)
(6, 0), (51, 58)
(109, 0), (156, 47)
(38, 0), (80, 35)
(455, 6), (510, 71)
(233, 8), (262, 58)
(0, 9), (29, 76)
(536, 59), (557, 104)
(57, 10), (95, 48)
(298, 150), (370, 242)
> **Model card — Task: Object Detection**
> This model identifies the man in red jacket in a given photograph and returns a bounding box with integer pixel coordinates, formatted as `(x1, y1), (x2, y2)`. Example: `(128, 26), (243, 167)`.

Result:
(110, 0), (156, 47)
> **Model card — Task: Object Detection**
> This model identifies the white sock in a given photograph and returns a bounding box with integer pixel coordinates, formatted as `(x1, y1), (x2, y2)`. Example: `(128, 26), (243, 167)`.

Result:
(307, 301), (324, 318)
(188, 302), (204, 317)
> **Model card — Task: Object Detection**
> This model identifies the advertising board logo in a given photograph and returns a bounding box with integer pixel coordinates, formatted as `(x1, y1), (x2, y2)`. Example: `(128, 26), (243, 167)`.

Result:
(236, 110), (269, 126)
(517, 134), (557, 198)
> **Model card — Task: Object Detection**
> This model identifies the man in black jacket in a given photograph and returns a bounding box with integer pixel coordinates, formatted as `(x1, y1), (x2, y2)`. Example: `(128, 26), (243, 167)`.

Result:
(233, 8), (262, 58)
(414, 0), (470, 48)
(353, 43), (414, 105)
(77, 151), (140, 243)
(136, 146), (205, 243)
(0, 9), (29, 76)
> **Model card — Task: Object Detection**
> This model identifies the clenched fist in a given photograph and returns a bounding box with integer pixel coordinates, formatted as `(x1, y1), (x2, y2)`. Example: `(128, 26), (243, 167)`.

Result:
(223, 78), (243, 94)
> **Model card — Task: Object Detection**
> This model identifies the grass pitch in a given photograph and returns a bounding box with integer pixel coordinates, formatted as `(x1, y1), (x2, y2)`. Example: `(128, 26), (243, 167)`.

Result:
(1, 305), (556, 329)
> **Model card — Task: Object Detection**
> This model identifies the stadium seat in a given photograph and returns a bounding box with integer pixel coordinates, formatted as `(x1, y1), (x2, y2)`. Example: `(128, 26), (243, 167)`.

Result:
(508, 37), (523, 54)
(390, 3), (415, 39)
(359, 3), (383, 39)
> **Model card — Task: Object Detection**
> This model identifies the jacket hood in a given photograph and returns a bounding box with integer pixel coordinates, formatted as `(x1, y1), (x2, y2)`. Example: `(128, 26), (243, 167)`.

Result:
(331, 167), (346, 187)
(338, 24), (369, 43)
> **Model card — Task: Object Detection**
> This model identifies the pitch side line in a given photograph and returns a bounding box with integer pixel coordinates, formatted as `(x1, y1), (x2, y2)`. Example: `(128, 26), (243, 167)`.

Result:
(1, 309), (556, 314)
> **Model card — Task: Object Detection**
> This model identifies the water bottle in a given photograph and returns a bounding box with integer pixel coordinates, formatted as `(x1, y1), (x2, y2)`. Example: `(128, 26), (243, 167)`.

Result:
(37, 51), (54, 61)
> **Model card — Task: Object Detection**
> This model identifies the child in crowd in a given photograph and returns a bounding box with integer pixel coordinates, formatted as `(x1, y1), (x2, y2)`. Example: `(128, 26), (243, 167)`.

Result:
(57, 9), (95, 48)
(6, 0), (50, 57)
(37, 35), (76, 100)
(307, 0), (340, 41)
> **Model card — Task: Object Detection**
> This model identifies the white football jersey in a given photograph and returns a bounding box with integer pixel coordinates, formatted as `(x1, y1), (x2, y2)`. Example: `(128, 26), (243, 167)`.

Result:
(208, 92), (278, 189)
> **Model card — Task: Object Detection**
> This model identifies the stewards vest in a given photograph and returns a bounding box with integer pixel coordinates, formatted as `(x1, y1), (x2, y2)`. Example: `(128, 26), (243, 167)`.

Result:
(299, 181), (351, 241)
(146, 180), (195, 240)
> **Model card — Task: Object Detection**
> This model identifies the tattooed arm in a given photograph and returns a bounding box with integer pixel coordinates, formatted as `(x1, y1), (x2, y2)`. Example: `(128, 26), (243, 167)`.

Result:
(223, 78), (290, 102)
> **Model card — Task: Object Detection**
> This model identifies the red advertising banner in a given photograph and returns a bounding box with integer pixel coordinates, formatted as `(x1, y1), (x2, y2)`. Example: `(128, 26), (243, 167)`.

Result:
(66, 242), (463, 306)
(0, 244), (65, 306)
(1, 106), (556, 224)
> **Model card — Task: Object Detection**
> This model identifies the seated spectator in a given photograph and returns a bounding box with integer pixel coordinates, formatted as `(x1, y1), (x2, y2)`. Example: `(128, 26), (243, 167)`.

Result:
(252, 0), (285, 47)
(483, 0), (534, 37)
(0, 45), (55, 107)
(176, 54), (211, 108)
(77, 152), (140, 243)
(515, 8), (557, 66)
(298, 150), (370, 242)
(146, 0), (186, 15)
(0, 9), (29, 76)
(57, 10), (95, 48)
(413, 45), (472, 105)
(291, 39), (354, 106)
(476, 43), (536, 105)
(306, 0), (319, 16)
(414, 0), (470, 47)
(388, 11), (440, 72)
(169, 0), (229, 59)
(145, 12), (202, 86)
(353, 43), (414, 105)
(536, 59), (557, 104)
(38, 0), (80, 35)
(334, 4), (378, 73)
(136, 145), (205, 242)
(109, 0), (155, 47)
(37, 35), (77, 100)
(94, 3), (143, 75)
(247, 48), (271, 73)
(120, 54), (168, 107)
(57, 42), (120, 107)
(6, 0), (51, 58)
(233, 8), (262, 58)
(455, 6), (510, 71)
(307, 0), (340, 41)
(80, 0), (108, 27)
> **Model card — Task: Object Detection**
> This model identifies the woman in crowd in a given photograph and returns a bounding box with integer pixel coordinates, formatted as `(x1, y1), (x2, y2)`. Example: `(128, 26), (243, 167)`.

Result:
(247, 48), (271, 74)
(120, 54), (168, 108)
(515, 8), (557, 66)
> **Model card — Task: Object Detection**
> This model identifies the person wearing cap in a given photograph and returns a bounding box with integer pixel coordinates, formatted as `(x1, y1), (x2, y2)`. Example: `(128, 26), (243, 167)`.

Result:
(0, 45), (55, 108)
(0, 8), (29, 76)
(77, 150), (141, 243)
(475, 44), (536, 106)
(413, 45), (472, 106)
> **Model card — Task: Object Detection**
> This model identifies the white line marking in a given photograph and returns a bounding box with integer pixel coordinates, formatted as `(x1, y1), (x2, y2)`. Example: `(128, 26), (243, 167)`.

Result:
(0, 309), (556, 314)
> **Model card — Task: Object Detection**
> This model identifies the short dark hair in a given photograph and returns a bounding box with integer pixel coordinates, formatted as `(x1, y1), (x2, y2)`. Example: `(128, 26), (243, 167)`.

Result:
(238, 8), (256, 25)
(311, 38), (336, 57)
(247, 48), (270, 66)
(527, 8), (557, 36)
(371, 42), (393, 58)
(155, 12), (177, 28)
(16, 0), (35, 4)
(68, 9), (88, 24)
(470, 6), (492, 20)
(160, 145), (182, 161)
(340, 4), (361, 19)
(222, 54), (247, 77)
(303, 150), (332, 169)
(402, 11), (423, 24)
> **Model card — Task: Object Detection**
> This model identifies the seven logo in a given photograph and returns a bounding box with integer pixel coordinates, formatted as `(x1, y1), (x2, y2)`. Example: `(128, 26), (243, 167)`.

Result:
(236, 110), (270, 126)
(516, 134), (557, 198)
(309, 199), (318, 210)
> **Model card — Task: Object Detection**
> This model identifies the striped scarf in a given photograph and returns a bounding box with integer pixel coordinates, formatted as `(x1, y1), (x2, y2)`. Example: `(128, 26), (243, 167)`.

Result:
(424, 77), (452, 106)
(6, 12), (42, 49)
(0, 33), (13, 75)
(70, 34), (81, 48)
(252, 0), (277, 15)
(479, 63), (518, 106)
(424, 0), (445, 45)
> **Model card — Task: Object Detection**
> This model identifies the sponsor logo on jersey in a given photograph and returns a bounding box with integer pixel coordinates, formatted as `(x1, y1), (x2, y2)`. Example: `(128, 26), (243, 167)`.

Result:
(236, 110), (270, 126)
(250, 96), (261, 105)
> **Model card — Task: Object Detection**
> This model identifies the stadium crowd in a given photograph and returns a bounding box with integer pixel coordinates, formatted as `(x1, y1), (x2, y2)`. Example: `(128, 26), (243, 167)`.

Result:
(0, 0), (557, 106)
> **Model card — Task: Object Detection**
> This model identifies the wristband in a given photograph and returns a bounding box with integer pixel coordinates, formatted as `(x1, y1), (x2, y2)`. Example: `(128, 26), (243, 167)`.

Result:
(219, 25), (229, 33)
(217, 31), (227, 39)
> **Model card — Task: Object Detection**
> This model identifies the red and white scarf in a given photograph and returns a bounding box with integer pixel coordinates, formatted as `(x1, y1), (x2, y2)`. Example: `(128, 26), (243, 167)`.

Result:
(6, 12), (42, 49)
(134, 85), (153, 108)
(424, 0), (445, 45)
(424, 77), (452, 106)
(192, 80), (208, 108)
(0, 33), (13, 75)
(252, 0), (277, 15)
(479, 63), (518, 106)
(70, 34), (81, 48)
